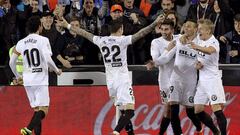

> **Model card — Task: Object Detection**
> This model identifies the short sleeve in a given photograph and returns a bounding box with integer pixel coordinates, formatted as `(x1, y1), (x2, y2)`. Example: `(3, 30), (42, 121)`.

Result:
(42, 38), (53, 56)
(121, 35), (132, 46)
(15, 41), (22, 54)
(93, 36), (102, 47)
(209, 39), (220, 53)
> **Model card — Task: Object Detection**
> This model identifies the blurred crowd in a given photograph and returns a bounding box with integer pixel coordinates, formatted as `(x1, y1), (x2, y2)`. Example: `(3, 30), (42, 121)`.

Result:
(1, 0), (240, 68)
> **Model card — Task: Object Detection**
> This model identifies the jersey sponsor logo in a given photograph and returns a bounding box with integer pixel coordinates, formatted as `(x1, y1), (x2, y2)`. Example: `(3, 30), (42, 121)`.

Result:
(198, 51), (206, 57)
(211, 95), (217, 101)
(178, 50), (196, 59)
(111, 62), (122, 67)
(32, 68), (42, 73)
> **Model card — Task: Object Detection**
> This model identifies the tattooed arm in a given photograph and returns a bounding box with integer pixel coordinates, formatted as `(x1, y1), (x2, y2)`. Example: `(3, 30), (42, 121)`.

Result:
(56, 17), (94, 43)
(70, 27), (94, 43)
(132, 15), (164, 43)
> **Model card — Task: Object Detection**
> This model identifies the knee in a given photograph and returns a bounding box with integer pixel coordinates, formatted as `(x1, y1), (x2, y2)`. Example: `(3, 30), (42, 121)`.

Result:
(38, 106), (49, 115)
(186, 108), (194, 116)
(211, 104), (223, 112)
(125, 110), (135, 119)
(194, 105), (204, 114)
(170, 104), (180, 117)
(164, 104), (171, 118)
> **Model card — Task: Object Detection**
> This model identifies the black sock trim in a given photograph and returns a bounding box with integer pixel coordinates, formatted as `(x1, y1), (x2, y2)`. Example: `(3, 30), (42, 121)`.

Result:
(214, 110), (227, 135)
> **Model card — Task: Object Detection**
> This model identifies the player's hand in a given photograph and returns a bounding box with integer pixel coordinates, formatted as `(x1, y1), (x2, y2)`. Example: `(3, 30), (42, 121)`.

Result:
(12, 78), (18, 85)
(155, 13), (165, 24)
(229, 50), (238, 57)
(146, 60), (155, 71)
(195, 61), (203, 70)
(55, 17), (69, 29)
(219, 36), (228, 44)
(55, 69), (62, 75)
(179, 34), (188, 44)
(62, 59), (72, 69)
(190, 42), (199, 50)
(130, 13), (139, 24)
(13, 76), (23, 85)
(166, 40), (176, 51)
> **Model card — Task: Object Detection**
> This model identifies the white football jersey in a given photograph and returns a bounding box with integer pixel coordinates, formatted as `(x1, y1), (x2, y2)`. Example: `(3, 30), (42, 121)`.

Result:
(197, 35), (220, 80)
(15, 34), (52, 86)
(171, 37), (198, 81)
(93, 35), (132, 81)
(151, 35), (179, 90)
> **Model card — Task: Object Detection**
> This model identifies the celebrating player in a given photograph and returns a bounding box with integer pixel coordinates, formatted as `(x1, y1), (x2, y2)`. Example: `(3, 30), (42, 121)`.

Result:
(56, 14), (163, 135)
(9, 16), (62, 135)
(191, 19), (226, 135)
(167, 20), (203, 135)
(146, 19), (178, 135)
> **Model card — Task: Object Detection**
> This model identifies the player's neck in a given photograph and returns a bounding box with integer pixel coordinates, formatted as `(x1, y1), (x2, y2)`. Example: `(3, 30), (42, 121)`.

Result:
(202, 34), (212, 41)
(186, 34), (197, 42)
(110, 33), (122, 36)
(165, 35), (173, 41)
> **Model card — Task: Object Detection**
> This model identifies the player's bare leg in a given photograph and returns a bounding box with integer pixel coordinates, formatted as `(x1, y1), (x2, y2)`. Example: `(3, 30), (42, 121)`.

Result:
(212, 104), (227, 135)
(113, 104), (135, 135)
(195, 104), (220, 135)
(159, 103), (171, 135)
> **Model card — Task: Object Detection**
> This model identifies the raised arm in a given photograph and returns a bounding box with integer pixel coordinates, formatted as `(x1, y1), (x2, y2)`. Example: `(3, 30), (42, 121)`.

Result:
(132, 15), (164, 43)
(56, 18), (94, 43)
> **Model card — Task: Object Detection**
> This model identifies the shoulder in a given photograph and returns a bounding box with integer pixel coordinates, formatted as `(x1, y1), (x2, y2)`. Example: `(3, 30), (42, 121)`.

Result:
(210, 36), (219, 45)
(151, 37), (162, 45)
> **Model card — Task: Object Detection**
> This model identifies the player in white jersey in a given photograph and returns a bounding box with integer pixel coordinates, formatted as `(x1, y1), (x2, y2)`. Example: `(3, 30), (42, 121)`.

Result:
(147, 19), (180, 135)
(9, 16), (62, 135)
(190, 19), (226, 135)
(167, 20), (203, 135)
(57, 15), (163, 135)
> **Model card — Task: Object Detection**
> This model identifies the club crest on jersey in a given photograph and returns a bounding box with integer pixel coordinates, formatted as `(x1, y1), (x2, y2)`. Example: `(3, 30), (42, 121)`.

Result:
(211, 95), (217, 101)
(179, 50), (196, 58)
(188, 96), (194, 103)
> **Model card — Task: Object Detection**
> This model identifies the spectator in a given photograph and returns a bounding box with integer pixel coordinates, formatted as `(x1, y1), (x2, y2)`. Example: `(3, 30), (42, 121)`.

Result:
(41, 10), (61, 60)
(165, 10), (182, 34)
(212, 0), (234, 38)
(149, 0), (175, 22)
(78, 0), (102, 64)
(55, 17), (84, 68)
(219, 14), (240, 63)
(186, 0), (215, 22)
(122, 0), (148, 64)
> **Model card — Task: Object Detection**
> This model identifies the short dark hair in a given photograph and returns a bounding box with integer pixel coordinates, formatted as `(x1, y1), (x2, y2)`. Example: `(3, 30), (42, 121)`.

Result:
(70, 16), (80, 23)
(161, 19), (175, 29)
(26, 16), (41, 33)
(234, 14), (240, 22)
(108, 17), (123, 34)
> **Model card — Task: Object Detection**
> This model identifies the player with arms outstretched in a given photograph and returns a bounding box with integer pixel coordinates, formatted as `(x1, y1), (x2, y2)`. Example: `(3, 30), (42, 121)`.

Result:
(57, 15), (162, 135)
